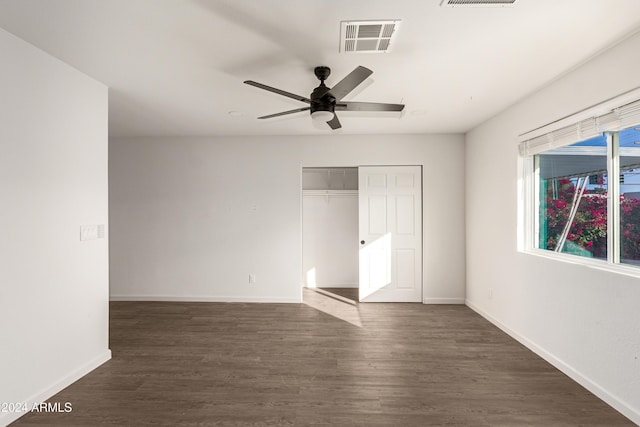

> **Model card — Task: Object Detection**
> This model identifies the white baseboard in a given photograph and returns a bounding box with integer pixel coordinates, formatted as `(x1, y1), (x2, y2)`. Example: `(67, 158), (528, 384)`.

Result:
(1, 350), (111, 427)
(465, 299), (640, 426)
(109, 295), (301, 303)
(423, 297), (465, 304)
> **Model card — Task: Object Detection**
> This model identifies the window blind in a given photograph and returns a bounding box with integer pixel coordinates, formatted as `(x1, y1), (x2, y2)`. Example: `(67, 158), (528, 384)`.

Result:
(519, 95), (640, 157)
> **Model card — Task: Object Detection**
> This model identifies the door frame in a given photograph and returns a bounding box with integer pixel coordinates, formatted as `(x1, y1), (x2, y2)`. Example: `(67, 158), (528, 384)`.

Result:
(300, 163), (424, 304)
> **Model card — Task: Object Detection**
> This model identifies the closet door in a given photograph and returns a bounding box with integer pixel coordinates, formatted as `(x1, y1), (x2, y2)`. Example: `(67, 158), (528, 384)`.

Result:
(358, 166), (422, 302)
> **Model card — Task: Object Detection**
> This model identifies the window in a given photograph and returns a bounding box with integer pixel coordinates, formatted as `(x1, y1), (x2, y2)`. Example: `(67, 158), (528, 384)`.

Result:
(520, 91), (640, 271)
(537, 135), (608, 260)
(619, 127), (640, 266)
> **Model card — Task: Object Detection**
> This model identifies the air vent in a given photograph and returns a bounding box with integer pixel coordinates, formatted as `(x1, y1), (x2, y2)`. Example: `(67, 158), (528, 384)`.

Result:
(440, 0), (517, 7)
(340, 20), (401, 54)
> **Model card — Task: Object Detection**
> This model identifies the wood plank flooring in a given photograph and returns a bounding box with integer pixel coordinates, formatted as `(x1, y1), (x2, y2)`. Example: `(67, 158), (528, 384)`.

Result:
(11, 289), (634, 426)
(317, 287), (358, 302)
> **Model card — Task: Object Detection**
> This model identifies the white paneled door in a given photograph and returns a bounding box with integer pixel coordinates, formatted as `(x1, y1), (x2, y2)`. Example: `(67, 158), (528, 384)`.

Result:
(358, 166), (422, 302)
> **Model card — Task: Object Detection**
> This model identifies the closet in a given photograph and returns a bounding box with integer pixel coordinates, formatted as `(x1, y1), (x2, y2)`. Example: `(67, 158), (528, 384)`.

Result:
(302, 167), (358, 289)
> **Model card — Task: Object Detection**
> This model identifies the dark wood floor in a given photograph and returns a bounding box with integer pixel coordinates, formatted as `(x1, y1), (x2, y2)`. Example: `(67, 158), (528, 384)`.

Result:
(11, 289), (633, 426)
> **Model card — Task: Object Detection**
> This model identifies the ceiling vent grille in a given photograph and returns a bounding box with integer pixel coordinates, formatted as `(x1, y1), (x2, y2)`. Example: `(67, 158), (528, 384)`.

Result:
(440, 0), (518, 7)
(340, 20), (401, 54)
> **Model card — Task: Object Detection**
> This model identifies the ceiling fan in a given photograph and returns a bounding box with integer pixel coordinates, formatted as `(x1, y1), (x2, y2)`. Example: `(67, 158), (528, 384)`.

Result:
(243, 66), (404, 130)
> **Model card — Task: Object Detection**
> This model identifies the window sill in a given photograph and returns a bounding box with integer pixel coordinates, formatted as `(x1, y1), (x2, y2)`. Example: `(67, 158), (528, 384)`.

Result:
(521, 248), (640, 279)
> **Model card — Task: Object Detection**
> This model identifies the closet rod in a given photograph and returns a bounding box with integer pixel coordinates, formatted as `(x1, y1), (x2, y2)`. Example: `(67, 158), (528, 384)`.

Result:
(302, 189), (358, 197)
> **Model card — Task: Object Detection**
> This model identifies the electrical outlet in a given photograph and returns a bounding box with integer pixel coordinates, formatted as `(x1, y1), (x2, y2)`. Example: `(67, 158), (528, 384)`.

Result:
(80, 224), (105, 241)
(80, 225), (98, 241)
(249, 273), (256, 284)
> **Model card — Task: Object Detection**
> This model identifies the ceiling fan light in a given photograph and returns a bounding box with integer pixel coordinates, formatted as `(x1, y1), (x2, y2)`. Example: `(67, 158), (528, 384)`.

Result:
(311, 110), (334, 122)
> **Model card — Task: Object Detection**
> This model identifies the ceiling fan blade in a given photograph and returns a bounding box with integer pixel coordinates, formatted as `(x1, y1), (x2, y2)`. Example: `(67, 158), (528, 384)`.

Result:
(328, 66), (373, 101)
(326, 114), (342, 130)
(257, 107), (310, 119)
(244, 80), (311, 104)
(336, 101), (405, 112)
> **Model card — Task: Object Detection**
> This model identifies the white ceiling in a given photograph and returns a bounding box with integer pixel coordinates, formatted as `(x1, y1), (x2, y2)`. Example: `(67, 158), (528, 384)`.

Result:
(1, 0), (640, 137)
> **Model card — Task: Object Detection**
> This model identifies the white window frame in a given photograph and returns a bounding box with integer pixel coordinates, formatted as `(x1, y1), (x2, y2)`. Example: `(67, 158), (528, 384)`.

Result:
(519, 87), (640, 278)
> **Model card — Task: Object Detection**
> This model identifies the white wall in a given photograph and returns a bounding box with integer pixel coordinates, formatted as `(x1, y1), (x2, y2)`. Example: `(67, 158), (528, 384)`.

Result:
(466, 31), (640, 424)
(0, 28), (109, 426)
(303, 193), (359, 288)
(109, 134), (465, 304)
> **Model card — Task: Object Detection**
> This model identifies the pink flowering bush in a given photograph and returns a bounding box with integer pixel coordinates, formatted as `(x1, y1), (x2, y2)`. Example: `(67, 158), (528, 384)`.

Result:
(543, 178), (640, 260)
(620, 194), (640, 260)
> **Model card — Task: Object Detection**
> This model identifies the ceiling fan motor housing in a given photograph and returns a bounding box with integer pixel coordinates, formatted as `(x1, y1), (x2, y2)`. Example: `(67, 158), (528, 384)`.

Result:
(310, 66), (335, 115)
(310, 85), (335, 114)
